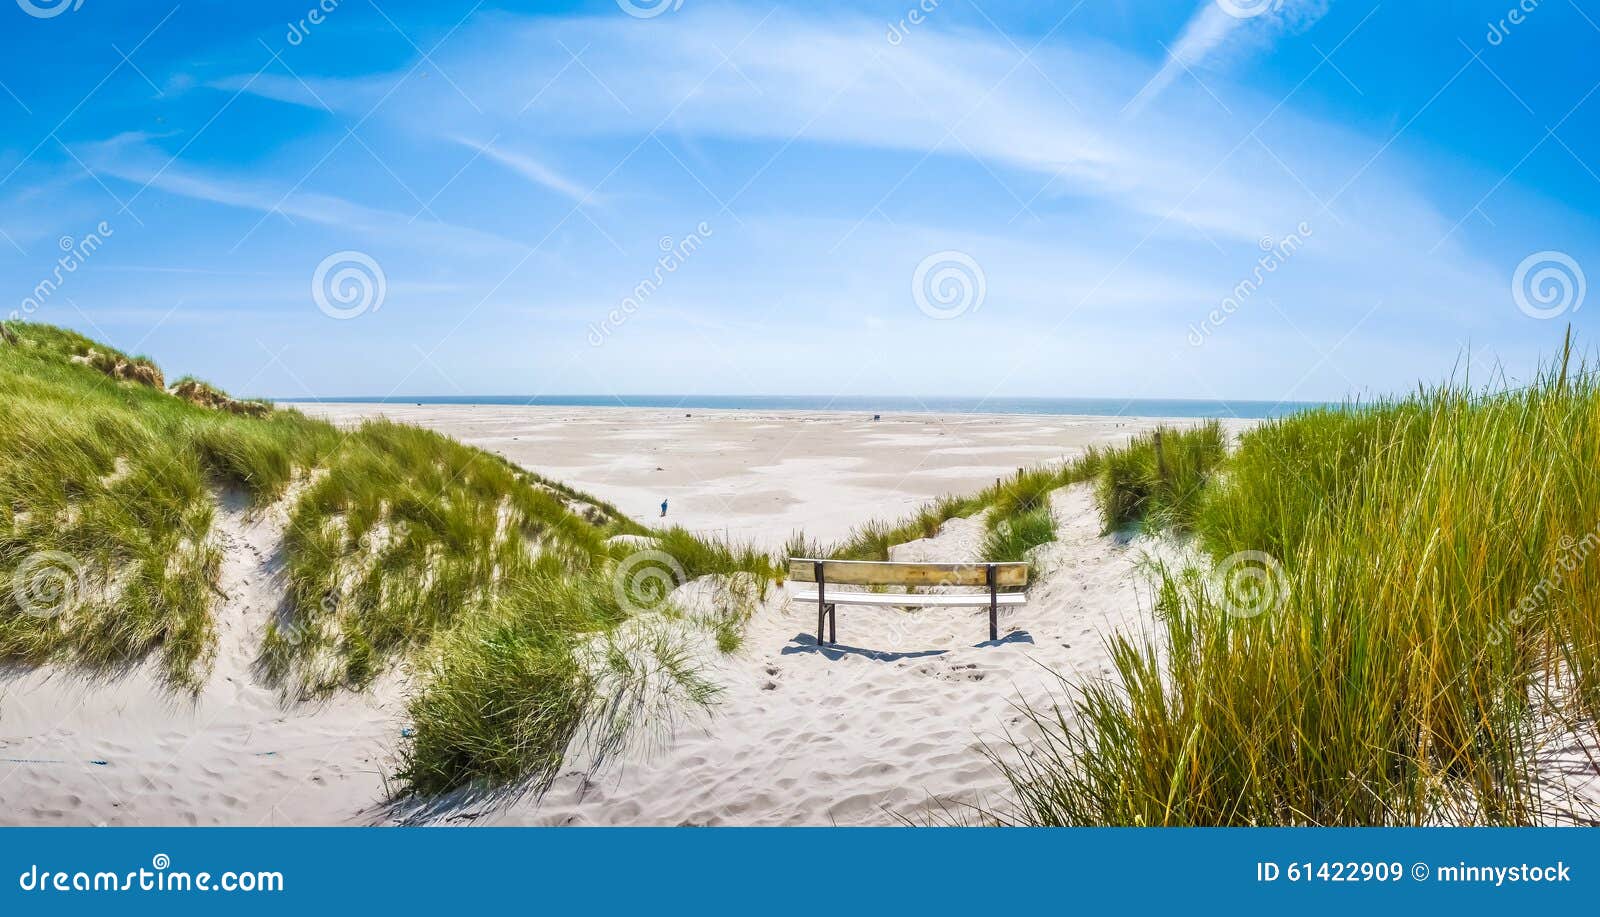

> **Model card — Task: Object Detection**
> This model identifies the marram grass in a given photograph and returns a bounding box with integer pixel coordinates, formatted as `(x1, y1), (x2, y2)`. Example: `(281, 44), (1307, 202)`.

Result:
(0, 321), (774, 795)
(1093, 421), (1226, 533)
(979, 506), (1056, 563)
(1000, 340), (1600, 826)
(0, 323), (337, 688)
(827, 452), (1105, 562)
(821, 423), (1226, 564)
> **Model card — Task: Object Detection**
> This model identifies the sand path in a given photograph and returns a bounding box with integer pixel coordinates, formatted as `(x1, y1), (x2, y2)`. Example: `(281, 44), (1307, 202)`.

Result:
(2, 407), (1228, 826)
(487, 484), (1180, 826)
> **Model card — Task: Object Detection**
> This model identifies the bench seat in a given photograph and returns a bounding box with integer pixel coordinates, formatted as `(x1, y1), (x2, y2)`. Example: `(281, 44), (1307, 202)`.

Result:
(789, 588), (1027, 609)
(788, 558), (1031, 644)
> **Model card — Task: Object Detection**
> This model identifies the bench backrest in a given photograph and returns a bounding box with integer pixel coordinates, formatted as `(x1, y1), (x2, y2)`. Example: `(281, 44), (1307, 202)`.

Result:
(787, 558), (1028, 588)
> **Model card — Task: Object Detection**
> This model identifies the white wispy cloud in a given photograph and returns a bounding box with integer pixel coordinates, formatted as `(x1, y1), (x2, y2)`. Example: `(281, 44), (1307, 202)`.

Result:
(1124, 0), (1332, 117)
(70, 4), (1549, 400)
(451, 136), (598, 206)
(118, 7), (1488, 292)
(209, 12), (1212, 239)
(77, 133), (530, 256)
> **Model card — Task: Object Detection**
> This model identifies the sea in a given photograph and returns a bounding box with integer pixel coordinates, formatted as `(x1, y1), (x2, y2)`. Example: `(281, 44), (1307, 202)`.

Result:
(281, 395), (1332, 419)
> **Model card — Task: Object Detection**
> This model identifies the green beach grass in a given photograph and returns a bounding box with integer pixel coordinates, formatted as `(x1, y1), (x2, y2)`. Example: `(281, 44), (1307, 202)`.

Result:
(19, 315), (1589, 823)
(0, 321), (774, 794)
(0, 324), (339, 689)
(824, 422), (1227, 566)
(998, 337), (1600, 826)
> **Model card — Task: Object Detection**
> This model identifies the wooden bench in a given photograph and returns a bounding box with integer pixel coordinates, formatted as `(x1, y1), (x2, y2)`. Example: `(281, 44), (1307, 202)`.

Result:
(787, 558), (1029, 645)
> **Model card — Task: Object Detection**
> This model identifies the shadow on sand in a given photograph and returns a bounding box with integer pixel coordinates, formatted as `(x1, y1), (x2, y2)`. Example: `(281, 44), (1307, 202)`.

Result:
(377, 780), (540, 826)
(780, 630), (1033, 662)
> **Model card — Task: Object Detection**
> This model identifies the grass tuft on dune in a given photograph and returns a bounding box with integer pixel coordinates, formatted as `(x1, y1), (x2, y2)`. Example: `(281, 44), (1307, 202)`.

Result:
(0, 324), (337, 688)
(1092, 421), (1226, 533)
(1002, 335), (1600, 826)
(0, 322), (773, 795)
(819, 424), (1226, 566)
(260, 418), (624, 697)
(827, 453), (1106, 563)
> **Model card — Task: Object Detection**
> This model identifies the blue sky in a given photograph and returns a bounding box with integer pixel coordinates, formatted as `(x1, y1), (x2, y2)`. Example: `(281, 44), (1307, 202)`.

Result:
(1, 0), (1597, 402)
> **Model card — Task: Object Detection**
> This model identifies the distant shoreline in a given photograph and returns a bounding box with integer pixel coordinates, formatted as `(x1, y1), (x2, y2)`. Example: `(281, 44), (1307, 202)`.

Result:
(276, 394), (1330, 420)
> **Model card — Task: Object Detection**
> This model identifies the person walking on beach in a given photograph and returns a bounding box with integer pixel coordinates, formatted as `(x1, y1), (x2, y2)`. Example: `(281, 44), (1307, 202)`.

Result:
(660, 498), (669, 518)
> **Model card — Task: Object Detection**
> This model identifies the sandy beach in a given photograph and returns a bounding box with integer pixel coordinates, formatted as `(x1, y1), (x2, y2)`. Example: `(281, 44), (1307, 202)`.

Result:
(0, 405), (1245, 825)
(292, 404), (1250, 550)
(13, 4), (1600, 898)
(502, 481), (1192, 826)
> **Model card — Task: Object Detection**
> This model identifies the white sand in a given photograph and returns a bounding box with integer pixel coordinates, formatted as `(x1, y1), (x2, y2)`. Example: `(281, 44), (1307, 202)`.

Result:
(293, 404), (1242, 550)
(499, 484), (1189, 826)
(0, 486), (403, 825)
(0, 405), (1236, 825)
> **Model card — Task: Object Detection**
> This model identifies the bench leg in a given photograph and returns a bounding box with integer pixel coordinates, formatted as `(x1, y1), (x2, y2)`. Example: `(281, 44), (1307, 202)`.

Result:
(987, 563), (999, 643)
(828, 604), (837, 645)
(817, 602), (826, 645)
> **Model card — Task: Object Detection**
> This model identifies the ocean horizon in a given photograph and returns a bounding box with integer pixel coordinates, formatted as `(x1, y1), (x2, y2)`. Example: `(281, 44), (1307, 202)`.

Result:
(276, 394), (1333, 419)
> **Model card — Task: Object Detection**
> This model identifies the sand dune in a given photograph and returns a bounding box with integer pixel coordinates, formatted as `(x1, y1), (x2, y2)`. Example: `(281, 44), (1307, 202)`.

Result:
(0, 407), (1224, 826)
(502, 484), (1185, 826)
(0, 487), (402, 826)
